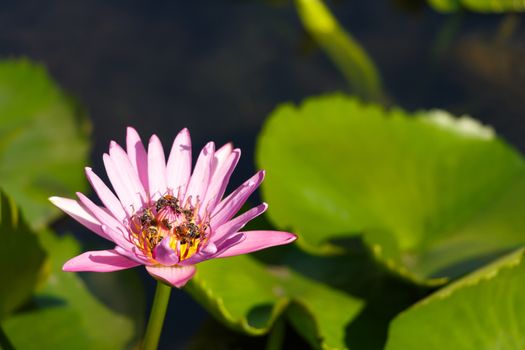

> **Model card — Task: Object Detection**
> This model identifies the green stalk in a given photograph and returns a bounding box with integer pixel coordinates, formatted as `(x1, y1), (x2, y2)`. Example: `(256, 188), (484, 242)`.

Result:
(295, 0), (385, 103)
(0, 325), (15, 350)
(142, 281), (172, 350)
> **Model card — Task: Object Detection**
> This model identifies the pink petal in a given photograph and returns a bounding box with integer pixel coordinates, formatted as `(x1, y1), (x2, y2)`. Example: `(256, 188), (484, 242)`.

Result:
(63, 249), (140, 272)
(148, 135), (168, 200)
(210, 170), (265, 228)
(211, 203), (267, 244)
(103, 153), (137, 216)
(214, 230), (297, 258)
(178, 234), (244, 266)
(201, 241), (217, 255)
(211, 233), (245, 258)
(146, 265), (196, 288)
(185, 141), (215, 205)
(203, 149), (240, 215)
(49, 196), (107, 239)
(166, 128), (192, 197)
(109, 141), (147, 205)
(85, 167), (127, 223)
(178, 241), (217, 266)
(76, 193), (134, 250)
(114, 245), (151, 265)
(211, 143), (233, 175)
(126, 127), (149, 193)
(153, 236), (179, 266)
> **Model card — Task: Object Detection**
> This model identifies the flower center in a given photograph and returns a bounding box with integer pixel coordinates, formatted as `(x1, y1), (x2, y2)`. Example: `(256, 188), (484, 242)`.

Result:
(130, 194), (209, 263)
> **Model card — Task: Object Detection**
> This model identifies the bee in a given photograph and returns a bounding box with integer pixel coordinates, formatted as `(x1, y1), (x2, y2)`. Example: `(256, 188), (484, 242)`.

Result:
(139, 209), (155, 225)
(145, 226), (161, 246)
(182, 208), (194, 219)
(132, 208), (156, 231)
(186, 222), (201, 239)
(156, 195), (180, 212)
(161, 218), (173, 230)
(173, 222), (201, 243)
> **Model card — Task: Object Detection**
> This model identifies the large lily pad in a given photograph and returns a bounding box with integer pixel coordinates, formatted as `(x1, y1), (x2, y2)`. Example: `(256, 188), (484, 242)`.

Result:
(185, 252), (364, 350)
(0, 191), (46, 321)
(256, 94), (525, 283)
(0, 59), (89, 229)
(186, 206), (426, 350)
(3, 231), (136, 349)
(385, 247), (525, 349)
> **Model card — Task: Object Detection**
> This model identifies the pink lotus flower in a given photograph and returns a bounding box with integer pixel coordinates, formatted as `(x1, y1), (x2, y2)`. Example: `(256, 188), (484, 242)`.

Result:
(50, 127), (296, 288)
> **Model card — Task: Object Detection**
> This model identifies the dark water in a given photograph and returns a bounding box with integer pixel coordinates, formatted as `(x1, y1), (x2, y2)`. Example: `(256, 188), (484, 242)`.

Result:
(2, 0), (524, 348)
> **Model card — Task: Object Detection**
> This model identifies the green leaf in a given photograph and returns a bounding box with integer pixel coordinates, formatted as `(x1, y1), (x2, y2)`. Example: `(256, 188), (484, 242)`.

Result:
(185, 253), (364, 350)
(385, 247), (525, 349)
(257, 94), (525, 284)
(82, 269), (146, 345)
(294, 0), (384, 102)
(428, 0), (525, 13)
(0, 59), (90, 229)
(3, 231), (137, 349)
(186, 211), (424, 349)
(0, 191), (47, 321)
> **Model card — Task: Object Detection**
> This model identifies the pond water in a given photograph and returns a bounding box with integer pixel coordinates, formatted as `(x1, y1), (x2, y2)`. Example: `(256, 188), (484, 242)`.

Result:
(2, 0), (524, 348)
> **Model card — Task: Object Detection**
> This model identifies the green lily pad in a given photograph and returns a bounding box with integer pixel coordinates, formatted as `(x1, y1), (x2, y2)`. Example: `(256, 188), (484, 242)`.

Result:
(0, 59), (90, 229)
(185, 253), (364, 350)
(3, 231), (136, 349)
(81, 268), (146, 345)
(385, 247), (525, 349)
(0, 191), (46, 321)
(185, 211), (425, 349)
(256, 94), (525, 283)
(428, 0), (525, 13)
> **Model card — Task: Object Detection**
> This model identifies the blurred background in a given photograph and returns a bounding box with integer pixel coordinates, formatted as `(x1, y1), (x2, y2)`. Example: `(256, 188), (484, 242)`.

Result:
(2, 0), (525, 348)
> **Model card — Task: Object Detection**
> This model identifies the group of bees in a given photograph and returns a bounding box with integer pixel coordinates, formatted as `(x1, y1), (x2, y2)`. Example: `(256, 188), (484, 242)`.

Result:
(133, 195), (206, 248)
